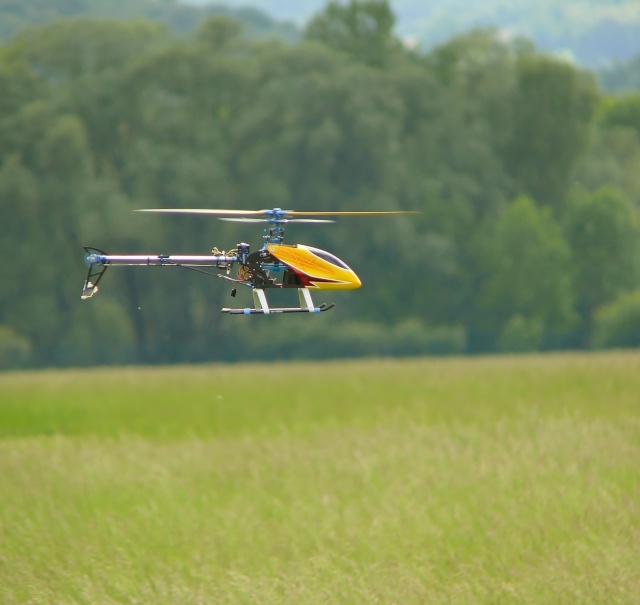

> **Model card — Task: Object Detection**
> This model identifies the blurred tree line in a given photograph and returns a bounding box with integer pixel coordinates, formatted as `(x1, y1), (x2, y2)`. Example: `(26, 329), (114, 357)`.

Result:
(0, 0), (298, 42)
(2, 0), (640, 369)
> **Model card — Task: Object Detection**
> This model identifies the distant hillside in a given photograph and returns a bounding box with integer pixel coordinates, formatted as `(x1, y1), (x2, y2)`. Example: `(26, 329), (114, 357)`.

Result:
(186, 0), (640, 67)
(0, 0), (298, 41)
(4, 0), (639, 67)
(400, 0), (640, 67)
(600, 55), (640, 93)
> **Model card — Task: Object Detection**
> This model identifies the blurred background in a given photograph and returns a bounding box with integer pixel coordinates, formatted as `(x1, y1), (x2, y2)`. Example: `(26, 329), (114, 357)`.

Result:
(2, 0), (640, 369)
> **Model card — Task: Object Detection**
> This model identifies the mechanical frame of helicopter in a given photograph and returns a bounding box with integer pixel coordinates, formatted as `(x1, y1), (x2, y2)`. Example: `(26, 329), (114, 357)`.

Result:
(81, 207), (416, 314)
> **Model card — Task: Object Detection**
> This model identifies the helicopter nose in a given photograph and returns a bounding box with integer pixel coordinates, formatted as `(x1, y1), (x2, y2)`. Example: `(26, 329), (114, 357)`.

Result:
(349, 270), (362, 289)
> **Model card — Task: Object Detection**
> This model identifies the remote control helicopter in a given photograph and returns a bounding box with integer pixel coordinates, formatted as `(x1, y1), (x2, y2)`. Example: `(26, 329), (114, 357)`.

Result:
(81, 207), (416, 314)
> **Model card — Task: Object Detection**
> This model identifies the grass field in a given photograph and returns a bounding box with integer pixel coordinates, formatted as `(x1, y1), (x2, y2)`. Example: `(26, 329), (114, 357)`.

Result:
(1, 352), (639, 604)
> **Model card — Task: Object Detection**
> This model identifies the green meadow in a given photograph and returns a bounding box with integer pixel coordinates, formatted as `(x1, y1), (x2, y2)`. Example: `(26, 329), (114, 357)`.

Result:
(1, 353), (639, 604)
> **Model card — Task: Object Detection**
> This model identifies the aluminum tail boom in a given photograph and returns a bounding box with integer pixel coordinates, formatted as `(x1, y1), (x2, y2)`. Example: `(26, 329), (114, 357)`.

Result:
(81, 248), (238, 299)
(85, 253), (237, 266)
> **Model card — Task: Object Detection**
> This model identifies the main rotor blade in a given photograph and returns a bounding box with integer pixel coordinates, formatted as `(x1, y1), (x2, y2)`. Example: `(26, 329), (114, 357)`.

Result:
(218, 218), (268, 223)
(135, 208), (418, 218)
(286, 219), (335, 223)
(287, 211), (419, 216)
(136, 208), (264, 215)
(219, 218), (335, 224)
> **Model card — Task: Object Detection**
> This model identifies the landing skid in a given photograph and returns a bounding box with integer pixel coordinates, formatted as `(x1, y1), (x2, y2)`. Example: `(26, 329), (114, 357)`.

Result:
(221, 303), (335, 315)
(221, 288), (334, 315)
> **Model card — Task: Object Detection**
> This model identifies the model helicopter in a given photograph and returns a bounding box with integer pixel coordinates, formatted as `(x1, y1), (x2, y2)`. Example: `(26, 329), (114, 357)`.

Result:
(81, 207), (416, 314)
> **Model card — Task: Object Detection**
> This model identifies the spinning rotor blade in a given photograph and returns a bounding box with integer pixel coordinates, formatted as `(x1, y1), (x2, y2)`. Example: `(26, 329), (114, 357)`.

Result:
(218, 218), (268, 223)
(286, 210), (419, 217)
(136, 208), (417, 218)
(136, 208), (264, 215)
(219, 217), (335, 224)
(284, 219), (335, 223)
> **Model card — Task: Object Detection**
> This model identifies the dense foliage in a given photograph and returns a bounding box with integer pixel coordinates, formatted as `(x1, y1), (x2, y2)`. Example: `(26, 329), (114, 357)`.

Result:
(2, 1), (640, 368)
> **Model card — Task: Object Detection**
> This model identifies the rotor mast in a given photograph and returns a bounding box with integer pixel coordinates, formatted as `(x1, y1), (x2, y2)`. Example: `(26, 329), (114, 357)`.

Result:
(263, 208), (287, 246)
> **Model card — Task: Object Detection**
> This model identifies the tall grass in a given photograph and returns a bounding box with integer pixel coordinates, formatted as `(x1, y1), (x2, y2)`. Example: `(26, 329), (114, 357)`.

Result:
(1, 353), (639, 604)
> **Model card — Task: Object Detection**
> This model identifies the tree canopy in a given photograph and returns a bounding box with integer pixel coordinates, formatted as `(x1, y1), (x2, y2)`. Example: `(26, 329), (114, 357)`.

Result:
(1, 1), (640, 369)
